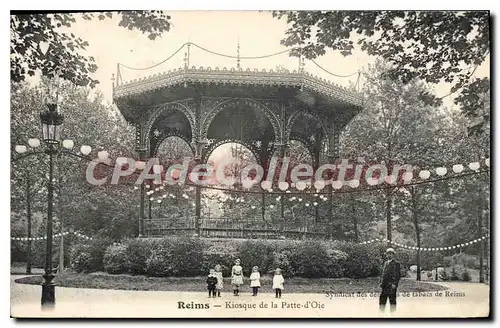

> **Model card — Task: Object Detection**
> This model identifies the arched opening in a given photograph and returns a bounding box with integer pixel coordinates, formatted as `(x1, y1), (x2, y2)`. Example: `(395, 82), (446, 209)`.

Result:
(202, 142), (264, 237)
(287, 111), (327, 168)
(145, 135), (195, 236)
(203, 100), (277, 165)
(149, 107), (194, 158)
(155, 135), (194, 162)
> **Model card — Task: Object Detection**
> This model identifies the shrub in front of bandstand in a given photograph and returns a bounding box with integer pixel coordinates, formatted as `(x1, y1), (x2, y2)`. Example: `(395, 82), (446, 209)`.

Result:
(103, 243), (128, 274)
(75, 237), (404, 279)
(237, 240), (277, 275)
(145, 237), (204, 277)
(200, 239), (239, 277)
(333, 241), (383, 278)
(283, 241), (345, 278)
(124, 238), (160, 275)
(70, 236), (113, 273)
(69, 244), (93, 273)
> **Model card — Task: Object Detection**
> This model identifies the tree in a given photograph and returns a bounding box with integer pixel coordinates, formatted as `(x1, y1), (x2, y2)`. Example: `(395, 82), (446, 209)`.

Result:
(272, 11), (490, 130)
(340, 60), (458, 246)
(11, 79), (138, 246)
(10, 11), (171, 87)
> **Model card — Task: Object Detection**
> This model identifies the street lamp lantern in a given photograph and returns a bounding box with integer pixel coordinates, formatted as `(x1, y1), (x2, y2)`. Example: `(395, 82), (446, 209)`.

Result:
(40, 104), (64, 145)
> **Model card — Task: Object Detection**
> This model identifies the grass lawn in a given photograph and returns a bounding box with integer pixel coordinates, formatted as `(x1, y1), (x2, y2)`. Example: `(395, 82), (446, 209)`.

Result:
(15, 271), (447, 294)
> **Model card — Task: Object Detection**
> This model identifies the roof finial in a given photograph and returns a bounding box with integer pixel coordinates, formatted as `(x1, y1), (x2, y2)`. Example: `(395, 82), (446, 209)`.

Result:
(184, 37), (191, 70)
(237, 36), (241, 69)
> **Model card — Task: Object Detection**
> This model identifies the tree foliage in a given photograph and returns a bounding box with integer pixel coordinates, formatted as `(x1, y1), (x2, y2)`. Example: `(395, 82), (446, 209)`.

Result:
(11, 80), (137, 241)
(273, 11), (490, 130)
(10, 11), (171, 87)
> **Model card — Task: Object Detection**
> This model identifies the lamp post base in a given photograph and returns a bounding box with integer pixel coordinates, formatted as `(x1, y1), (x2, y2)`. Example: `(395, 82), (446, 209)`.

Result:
(41, 274), (56, 309)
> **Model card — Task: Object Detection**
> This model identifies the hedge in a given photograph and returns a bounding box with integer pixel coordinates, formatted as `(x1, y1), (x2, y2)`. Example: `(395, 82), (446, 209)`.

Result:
(69, 237), (113, 273)
(64, 237), (419, 279)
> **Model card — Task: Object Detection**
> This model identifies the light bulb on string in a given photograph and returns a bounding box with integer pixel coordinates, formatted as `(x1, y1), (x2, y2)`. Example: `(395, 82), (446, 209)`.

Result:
(419, 170), (431, 179)
(469, 162), (480, 171)
(452, 164), (464, 173)
(435, 167), (447, 176)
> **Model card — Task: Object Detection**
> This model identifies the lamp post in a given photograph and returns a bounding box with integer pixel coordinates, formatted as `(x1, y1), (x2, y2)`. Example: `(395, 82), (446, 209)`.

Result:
(14, 120), (97, 310)
(39, 102), (64, 309)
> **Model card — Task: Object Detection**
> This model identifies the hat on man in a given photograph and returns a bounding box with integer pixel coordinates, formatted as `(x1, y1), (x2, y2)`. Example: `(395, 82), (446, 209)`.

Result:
(386, 248), (395, 254)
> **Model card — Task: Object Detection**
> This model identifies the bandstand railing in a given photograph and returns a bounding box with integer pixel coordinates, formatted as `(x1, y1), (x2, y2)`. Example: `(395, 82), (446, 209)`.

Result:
(143, 217), (331, 240)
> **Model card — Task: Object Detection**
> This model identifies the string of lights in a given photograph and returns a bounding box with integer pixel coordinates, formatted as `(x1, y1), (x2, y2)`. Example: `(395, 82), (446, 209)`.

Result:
(360, 236), (489, 252)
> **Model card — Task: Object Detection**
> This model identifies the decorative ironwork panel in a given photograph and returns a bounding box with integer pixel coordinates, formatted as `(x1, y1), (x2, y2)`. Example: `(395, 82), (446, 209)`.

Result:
(200, 97), (283, 144)
(145, 101), (197, 147)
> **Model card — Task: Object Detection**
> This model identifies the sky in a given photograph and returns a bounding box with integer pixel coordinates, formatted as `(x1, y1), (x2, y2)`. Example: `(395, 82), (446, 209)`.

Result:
(63, 11), (490, 110)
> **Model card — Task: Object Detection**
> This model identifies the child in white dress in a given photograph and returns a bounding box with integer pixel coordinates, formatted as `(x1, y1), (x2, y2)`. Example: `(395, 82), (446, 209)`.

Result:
(272, 268), (285, 298)
(214, 264), (224, 297)
(231, 259), (244, 296)
(249, 266), (261, 296)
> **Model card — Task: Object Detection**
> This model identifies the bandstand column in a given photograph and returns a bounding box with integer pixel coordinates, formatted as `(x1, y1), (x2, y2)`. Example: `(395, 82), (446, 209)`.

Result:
(326, 128), (340, 239)
(276, 142), (287, 220)
(326, 153), (335, 239)
(136, 121), (148, 237)
(138, 148), (147, 237)
(313, 148), (320, 224)
(194, 140), (207, 237)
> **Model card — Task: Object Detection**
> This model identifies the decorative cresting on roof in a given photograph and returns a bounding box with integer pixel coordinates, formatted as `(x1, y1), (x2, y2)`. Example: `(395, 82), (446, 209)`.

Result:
(113, 66), (363, 107)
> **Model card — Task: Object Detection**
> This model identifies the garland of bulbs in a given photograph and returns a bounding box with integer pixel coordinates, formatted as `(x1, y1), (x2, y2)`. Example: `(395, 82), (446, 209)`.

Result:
(141, 181), (330, 209)
(11, 231), (93, 242)
(139, 158), (489, 194)
(359, 235), (489, 252)
(136, 158), (489, 210)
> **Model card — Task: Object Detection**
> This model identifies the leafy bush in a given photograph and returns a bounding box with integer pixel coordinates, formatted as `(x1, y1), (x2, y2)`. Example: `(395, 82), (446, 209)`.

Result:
(286, 241), (331, 278)
(69, 237), (113, 273)
(325, 249), (349, 278)
(450, 268), (460, 281)
(69, 236), (430, 279)
(125, 238), (159, 275)
(103, 244), (128, 274)
(440, 270), (449, 281)
(461, 270), (472, 282)
(145, 237), (204, 277)
(145, 246), (171, 277)
(70, 244), (93, 273)
(335, 242), (382, 278)
(237, 240), (276, 275)
(200, 239), (238, 276)
(270, 250), (295, 277)
(200, 252), (236, 277)
(169, 237), (204, 276)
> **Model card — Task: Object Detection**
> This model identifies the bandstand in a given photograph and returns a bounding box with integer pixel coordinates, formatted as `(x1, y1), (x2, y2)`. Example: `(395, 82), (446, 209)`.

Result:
(113, 47), (363, 240)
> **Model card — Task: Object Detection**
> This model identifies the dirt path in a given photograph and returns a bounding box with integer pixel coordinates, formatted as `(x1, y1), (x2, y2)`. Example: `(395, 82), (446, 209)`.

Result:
(11, 275), (489, 318)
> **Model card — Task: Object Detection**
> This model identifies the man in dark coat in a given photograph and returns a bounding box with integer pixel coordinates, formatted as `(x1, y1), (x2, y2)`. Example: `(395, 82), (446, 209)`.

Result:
(379, 248), (401, 312)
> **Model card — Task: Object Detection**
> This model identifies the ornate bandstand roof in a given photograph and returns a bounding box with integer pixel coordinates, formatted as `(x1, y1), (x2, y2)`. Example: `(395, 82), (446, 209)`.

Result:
(113, 66), (363, 123)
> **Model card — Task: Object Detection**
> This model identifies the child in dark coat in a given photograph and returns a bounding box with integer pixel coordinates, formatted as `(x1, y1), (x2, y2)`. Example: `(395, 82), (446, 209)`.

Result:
(207, 269), (218, 298)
